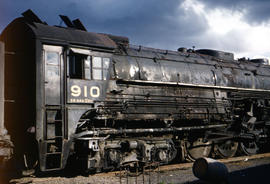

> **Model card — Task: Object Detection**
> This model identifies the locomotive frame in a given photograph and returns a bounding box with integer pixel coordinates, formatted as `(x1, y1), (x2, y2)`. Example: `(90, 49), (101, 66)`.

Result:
(0, 10), (270, 174)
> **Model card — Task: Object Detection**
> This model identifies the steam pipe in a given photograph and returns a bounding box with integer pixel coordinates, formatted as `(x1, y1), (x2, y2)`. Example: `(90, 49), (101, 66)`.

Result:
(74, 124), (227, 138)
(0, 41), (6, 136)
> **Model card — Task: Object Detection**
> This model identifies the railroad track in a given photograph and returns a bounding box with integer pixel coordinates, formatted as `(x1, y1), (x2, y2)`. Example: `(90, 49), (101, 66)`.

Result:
(7, 152), (270, 184)
(96, 152), (270, 176)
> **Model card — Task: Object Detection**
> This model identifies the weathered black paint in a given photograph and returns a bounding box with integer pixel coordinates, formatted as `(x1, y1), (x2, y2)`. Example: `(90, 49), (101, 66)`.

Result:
(0, 11), (270, 172)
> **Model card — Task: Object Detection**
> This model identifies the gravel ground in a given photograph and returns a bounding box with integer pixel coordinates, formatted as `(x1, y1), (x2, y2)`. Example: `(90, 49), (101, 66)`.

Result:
(3, 156), (270, 184)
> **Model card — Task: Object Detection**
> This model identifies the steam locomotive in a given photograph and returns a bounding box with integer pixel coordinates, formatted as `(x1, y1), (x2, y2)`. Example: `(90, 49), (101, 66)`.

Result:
(0, 10), (269, 174)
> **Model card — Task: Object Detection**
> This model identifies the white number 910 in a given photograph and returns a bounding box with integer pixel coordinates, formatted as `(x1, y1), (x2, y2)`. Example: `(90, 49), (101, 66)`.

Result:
(71, 85), (100, 98)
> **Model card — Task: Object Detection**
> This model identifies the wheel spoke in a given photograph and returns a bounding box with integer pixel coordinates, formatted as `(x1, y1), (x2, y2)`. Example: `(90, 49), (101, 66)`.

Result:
(186, 138), (212, 161)
(239, 141), (259, 155)
(214, 141), (238, 158)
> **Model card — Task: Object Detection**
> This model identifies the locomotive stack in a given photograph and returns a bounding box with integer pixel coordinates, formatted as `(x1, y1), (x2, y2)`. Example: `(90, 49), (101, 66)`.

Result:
(0, 10), (269, 175)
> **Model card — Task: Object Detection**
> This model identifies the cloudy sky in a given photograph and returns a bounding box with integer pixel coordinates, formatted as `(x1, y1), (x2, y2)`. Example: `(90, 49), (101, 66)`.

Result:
(1, 0), (270, 59)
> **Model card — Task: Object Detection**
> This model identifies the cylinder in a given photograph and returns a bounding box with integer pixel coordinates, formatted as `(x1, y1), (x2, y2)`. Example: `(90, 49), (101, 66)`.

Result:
(192, 157), (228, 182)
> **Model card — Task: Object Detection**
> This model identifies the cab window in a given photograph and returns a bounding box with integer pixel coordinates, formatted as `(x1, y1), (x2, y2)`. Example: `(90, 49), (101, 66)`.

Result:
(92, 57), (110, 80)
(69, 53), (90, 79)
(68, 49), (110, 80)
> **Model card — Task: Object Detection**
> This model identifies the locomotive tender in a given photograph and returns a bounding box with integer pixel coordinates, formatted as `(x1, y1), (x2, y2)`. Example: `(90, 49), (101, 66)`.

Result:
(0, 10), (270, 173)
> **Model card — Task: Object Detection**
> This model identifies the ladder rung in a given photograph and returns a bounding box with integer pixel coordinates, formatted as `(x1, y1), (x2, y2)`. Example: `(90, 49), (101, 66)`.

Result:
(44, 168), (62, 171)
(47, 120), (62, 124)
(46, 152), (62, 155)
(46, 136), (63, 140)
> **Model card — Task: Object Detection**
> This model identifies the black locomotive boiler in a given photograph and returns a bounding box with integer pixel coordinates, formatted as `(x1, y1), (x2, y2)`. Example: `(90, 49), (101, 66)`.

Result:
(0, 10), (270, 174)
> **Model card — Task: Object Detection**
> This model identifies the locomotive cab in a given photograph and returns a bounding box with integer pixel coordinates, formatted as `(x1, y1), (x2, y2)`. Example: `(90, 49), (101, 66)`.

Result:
(0, 10), (116, 172)
(42, 45), (112, 171)
(66, 48), (111, 104)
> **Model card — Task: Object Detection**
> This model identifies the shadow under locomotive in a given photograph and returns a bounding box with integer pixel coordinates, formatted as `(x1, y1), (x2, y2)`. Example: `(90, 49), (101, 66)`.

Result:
(187, 163), (270, 184)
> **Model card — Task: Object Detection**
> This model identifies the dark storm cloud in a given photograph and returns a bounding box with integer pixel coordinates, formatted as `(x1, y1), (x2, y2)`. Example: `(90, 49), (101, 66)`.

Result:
(0, 0), (269, 54)
(77, 0), (209, 49)
(0, 0), (209, 50)
(198, 0), (270, 24)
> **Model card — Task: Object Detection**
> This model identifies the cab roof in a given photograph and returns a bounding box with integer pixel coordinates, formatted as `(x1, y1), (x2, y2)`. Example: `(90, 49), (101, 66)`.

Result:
(1, 17), (117, 50)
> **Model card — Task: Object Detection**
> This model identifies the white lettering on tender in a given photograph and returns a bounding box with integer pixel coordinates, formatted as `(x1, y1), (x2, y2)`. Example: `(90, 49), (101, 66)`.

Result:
(71, 85), (100, 98)
(71, 85), (81, 97)
(90, 86), (100, 98)
(84, 86), (87, 97)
